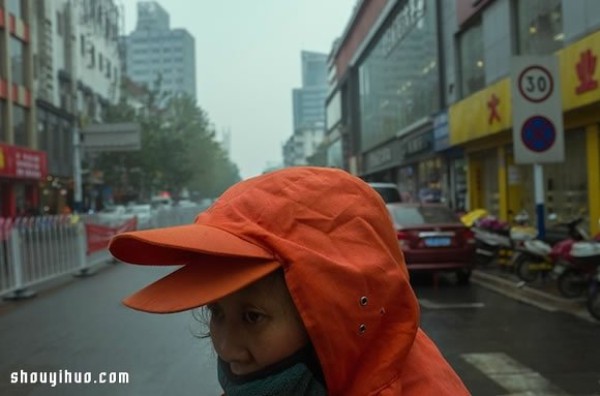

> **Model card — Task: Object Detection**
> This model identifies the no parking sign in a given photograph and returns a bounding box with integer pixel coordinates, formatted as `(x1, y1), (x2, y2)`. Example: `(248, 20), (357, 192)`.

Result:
(511, 56), (564, 163)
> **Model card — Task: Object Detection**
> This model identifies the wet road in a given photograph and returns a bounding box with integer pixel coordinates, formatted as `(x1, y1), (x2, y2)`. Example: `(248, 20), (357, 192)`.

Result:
(0, 264), (220, 396)
(414, 276), (600, 395)
(1, 264), (599, 395)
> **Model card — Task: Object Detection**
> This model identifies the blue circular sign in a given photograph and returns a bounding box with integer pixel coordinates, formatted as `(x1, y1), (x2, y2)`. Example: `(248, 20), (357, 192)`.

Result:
(521, 115), (556, 152)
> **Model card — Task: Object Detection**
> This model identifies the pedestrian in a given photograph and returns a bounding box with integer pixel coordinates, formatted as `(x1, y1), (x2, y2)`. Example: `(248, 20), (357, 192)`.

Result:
(109, 166), (470, 395)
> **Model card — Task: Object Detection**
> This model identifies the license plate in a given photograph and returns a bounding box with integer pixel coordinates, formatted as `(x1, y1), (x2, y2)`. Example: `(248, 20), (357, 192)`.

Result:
(424, 237), (451, 247)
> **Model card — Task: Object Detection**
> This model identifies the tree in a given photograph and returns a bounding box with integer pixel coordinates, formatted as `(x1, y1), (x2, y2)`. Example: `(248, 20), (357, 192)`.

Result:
(95, 86), (241, 203)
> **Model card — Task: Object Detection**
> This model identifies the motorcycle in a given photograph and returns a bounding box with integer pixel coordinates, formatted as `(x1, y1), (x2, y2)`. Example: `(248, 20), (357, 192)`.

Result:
(552, 232), (600, 298)
(568, 241), (600, 320)
(587, 265), (600, 321)
(511, 217), (589, 283)
(462, 210), (537, 266)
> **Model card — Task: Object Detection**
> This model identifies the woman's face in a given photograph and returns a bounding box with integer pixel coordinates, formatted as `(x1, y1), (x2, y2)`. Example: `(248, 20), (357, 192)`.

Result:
(208, 272), (309, 376)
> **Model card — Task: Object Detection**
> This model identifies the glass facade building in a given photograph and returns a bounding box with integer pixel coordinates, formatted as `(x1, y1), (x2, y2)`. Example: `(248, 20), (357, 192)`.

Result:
(358, 0), (439, 152)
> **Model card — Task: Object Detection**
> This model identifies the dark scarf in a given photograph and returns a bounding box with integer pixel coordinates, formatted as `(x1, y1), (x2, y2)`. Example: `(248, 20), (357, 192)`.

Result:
(217, 344), (327, 396)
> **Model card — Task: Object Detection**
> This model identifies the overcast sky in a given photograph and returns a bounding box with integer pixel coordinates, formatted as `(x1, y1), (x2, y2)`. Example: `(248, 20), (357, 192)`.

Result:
(121, 0), (357, 179)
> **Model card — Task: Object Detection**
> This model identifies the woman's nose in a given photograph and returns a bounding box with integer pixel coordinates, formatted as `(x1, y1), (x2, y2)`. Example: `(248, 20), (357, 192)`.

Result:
(211, 323), (249, 363)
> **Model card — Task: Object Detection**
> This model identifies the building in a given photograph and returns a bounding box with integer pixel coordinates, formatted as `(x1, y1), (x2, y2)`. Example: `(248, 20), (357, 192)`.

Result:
(283, 127), (325, 167)
(0, 0), (48, 217)
(284, 51), (328, 166)
(1, 0), (121, 217)
(123, 1), (196, 101)
(32, 0), (122, 214)
(327, 0), (600, 235)
(447, 0), (600, 234)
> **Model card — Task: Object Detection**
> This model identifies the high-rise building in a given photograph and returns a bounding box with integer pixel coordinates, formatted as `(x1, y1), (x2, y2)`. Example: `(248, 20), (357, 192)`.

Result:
(292, 51), (328, 132)
(123, 1), (196, 101)
(284, 51), (328, 166)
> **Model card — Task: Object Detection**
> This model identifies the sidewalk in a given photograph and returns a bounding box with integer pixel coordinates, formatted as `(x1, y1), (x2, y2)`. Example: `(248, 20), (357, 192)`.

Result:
(471, 264), (596, 322)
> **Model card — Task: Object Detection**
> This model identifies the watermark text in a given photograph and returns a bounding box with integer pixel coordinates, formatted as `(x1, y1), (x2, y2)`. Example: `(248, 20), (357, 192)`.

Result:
(10, 369), (129, 387)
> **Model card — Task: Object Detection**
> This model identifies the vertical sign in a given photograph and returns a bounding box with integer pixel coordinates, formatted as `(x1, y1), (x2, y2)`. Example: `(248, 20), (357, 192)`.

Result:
(511, 56), (564, 163)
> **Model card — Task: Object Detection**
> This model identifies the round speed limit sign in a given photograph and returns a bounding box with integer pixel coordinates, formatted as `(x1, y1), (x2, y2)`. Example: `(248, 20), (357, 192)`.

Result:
(518, 65), (554, 103)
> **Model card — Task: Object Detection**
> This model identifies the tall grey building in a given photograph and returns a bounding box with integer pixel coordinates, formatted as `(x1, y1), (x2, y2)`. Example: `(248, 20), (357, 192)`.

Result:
(292, 51), (328, 131)
(123, 2), (196, 101)
(284, 51), (328, 166)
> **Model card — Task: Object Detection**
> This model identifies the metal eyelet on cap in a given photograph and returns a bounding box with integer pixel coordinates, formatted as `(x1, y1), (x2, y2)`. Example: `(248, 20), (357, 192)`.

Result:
(360, 296), (368, 306)
(358, 324), (367, 334)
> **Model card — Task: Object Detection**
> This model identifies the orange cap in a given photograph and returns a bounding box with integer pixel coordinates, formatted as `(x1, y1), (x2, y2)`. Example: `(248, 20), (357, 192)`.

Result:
(109, 222), (281, 313)
(109, 166), (390, 314)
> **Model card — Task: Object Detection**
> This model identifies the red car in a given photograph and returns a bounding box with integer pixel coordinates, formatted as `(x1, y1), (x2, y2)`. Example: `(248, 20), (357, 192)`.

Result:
(386, 203), (476, 284)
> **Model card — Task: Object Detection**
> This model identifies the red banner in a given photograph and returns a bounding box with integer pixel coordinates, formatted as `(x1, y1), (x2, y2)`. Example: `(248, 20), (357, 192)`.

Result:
(0, 144), (48, 180)
(85, 217), (137, 254)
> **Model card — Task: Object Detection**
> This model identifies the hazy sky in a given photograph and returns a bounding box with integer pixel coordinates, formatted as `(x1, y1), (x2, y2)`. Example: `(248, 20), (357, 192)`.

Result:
(122, 0), (357, 179)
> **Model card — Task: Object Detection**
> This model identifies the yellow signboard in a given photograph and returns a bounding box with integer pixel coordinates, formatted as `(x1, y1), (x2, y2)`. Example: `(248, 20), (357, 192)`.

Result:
(449, 78), (512, 145)
(558, 29), (600, 112)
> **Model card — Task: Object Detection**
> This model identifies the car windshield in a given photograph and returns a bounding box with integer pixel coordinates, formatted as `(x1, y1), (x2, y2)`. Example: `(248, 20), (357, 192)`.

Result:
(389, 206), (458, 225)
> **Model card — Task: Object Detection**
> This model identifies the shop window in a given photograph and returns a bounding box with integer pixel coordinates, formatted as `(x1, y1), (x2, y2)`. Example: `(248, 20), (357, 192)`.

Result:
(459, 19), (485, 97)
(13, 105), (27, 146)
(10, 38), (24, 85)
(517, 0), (563, 55)
(418, 158), (443, 203)
(451, 158), (468, 212)
(516, 132), (587, 226)
(359, 0), (438, 151)
(396, 166), (418, 203)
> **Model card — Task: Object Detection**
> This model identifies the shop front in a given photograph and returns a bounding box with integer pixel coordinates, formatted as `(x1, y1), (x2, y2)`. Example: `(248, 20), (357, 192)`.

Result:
(363, 129), (445, 203)
(448, 29), (600, 234)
(0, 143), (48, 217)
(357, 0), (441, 185)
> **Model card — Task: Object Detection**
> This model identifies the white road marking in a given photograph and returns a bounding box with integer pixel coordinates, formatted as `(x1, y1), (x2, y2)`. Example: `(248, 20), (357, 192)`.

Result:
(461, 352), (570, 396)
(418, 298), (485, 309)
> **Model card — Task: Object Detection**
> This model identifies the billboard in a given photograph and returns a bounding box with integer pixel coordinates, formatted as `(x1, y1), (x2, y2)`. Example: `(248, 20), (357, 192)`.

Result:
(0, 144), (48, 180)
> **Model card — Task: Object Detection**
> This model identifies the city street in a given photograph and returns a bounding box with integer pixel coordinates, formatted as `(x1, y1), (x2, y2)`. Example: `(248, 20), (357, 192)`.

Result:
(0, 263), (599, 395)
(415, 275), (600, 395)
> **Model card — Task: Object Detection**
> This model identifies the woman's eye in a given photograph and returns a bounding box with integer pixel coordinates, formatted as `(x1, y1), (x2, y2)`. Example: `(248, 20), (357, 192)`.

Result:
(243, 311), (264, 324)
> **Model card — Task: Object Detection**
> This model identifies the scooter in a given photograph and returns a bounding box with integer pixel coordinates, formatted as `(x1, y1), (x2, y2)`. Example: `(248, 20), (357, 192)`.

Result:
(568, 241), (600, 320)
(552, 232), (600, 298)
(512, 218), (589, 283)
(586, 265), (600, 321)
(463, 210), (537, 266)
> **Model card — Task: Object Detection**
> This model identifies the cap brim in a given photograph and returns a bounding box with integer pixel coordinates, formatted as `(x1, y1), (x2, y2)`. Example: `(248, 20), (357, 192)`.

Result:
(109, 223), (273, 265)
(123, 257), (281, 313)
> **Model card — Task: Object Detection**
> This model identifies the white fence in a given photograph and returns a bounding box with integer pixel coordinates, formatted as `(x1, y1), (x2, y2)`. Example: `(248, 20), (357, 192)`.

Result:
(0, 204), (207, 300)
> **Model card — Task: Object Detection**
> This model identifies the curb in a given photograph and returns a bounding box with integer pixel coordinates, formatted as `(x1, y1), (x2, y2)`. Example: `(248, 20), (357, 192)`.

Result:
(471, 270), (595, 322)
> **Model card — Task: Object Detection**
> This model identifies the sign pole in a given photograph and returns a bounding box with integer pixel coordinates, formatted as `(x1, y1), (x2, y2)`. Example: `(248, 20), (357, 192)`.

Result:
(511, 55), (564, 240)
(533, 163), (545, 239)
(73, 123), (83, 214)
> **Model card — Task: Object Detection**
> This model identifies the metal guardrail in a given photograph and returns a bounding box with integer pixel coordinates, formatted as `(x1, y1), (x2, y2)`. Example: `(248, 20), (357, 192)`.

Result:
(0, 204), (209, 300)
